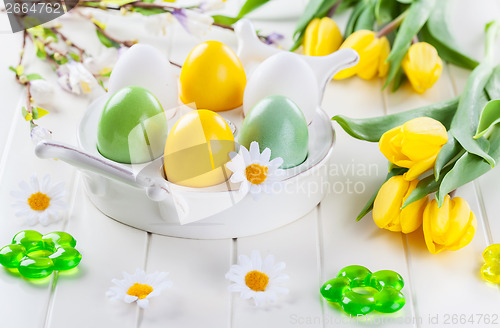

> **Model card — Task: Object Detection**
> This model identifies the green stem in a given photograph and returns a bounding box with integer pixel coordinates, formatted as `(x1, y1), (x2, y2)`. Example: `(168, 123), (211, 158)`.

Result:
(376, 9), (408, 38)
(484, 20), (500, 64)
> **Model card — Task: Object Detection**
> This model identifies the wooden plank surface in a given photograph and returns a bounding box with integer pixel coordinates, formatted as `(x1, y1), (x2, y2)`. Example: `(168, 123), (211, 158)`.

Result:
(0, 1), (500, 327)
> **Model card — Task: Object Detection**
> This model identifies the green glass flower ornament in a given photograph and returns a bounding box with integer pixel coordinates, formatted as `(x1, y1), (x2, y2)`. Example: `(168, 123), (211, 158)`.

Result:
(0, 230), (82, 279)
(320, 265), (405, 316)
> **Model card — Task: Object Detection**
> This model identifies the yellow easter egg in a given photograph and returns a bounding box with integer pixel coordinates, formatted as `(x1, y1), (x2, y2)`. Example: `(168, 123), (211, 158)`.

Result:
(179, 41), (246, 112)
(164, 110), (235, 188)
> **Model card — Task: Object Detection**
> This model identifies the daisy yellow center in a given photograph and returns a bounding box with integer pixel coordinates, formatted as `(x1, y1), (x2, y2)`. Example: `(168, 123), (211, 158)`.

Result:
(127, 283), (153, 299)
(245, 270), (269, 292)
(27, 192), (50, 211)
(245, 164), (268, 185)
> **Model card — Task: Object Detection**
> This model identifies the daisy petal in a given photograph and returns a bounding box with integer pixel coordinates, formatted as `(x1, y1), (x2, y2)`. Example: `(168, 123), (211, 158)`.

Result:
(260, 147), (271, 163)
(137, 299), (150, 309)
(249, 141), (260, 159)
(250, 250), (262, 271)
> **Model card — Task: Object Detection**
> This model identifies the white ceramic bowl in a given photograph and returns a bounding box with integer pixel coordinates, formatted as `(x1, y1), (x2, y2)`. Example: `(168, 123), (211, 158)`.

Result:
(35, 19), (359, 239)
(73, 98), (334, 239)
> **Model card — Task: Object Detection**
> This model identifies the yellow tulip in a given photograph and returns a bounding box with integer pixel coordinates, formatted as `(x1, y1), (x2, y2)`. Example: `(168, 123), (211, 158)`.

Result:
(334, 30), (390, 80)
(402, 42), (443, 94)
(303, 17), (343, 56)
(423, 195), (477, 254)
(373, 175), (428, 233)
(379, 117), (448, 181)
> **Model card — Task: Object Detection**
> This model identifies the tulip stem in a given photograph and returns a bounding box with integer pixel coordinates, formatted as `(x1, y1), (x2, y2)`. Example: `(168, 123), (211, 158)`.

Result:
(327, 0), (343, 18)
(376, 10), (408, 38)
(448, 189), (457, 198)
(411, 35), (418, 44)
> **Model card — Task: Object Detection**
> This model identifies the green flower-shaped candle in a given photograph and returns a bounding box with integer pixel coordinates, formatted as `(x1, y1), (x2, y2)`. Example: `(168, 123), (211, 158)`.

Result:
(0, 230), (82, 279)
(320, 265), (405, 315)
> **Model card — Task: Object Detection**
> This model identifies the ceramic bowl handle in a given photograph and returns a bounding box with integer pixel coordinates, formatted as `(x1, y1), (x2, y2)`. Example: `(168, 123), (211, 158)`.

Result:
(34, 140), (172, 201)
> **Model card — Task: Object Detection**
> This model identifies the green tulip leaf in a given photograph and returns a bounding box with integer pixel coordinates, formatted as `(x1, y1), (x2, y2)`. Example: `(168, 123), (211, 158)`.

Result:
(391, 66), (406, 92)
(434, 133), (463, 180)
(336, 0), (360, 15)
(354, 0), (376, 32)
(332, 96), (459, 142)
(437, 125), (500, 206)
(449, 66), (496, 166)
(402, 164), (453, 208)
(419, 0), (478, 70)
(485, 64), (500, 100)
(290, 0), (340, 51)
(474, 100), (500, 139)
(446, 21), (500, 167)
(384, 0), (436, 89)
(345, 0), (368, 37)
(356, 167), (408, 221)
(375, 0), (399, 26)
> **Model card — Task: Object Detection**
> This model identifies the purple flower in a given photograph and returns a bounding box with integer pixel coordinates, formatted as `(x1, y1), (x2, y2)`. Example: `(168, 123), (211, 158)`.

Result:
(172, 8), (214, 38)
(263, 33), (284, 46)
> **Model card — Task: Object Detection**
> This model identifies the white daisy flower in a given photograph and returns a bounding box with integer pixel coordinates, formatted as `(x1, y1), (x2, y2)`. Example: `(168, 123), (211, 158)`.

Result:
(11, 175), (67, 226)
(226, 141), (285, 200)
(106, 268), (172, 309)
(225, 250), (289, 306)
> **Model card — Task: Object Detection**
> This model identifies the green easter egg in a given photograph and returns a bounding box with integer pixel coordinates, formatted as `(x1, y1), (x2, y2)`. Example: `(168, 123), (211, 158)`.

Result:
(238, 95), (309, 169)
(97, 86), (168, 164)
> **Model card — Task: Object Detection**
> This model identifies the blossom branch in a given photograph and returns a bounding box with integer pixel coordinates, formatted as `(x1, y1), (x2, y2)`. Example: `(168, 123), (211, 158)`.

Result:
(50, 27), (86, 62)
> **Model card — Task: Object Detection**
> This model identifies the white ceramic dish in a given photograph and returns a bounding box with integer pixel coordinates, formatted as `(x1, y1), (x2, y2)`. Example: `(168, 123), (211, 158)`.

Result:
(35, 20), (359, 239)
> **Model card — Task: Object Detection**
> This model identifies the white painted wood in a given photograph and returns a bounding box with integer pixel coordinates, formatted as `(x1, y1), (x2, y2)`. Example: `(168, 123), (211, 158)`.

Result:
(46, 177), (148, 328)
(0, 92), (81, 328)
(0, 1), (499, 327)
(321, 77), (417, 327)
(232, 208), (323, 328)
(403, 183), (500, 328)
(140, 235), (232, 328)
(0, 33), (23, 159)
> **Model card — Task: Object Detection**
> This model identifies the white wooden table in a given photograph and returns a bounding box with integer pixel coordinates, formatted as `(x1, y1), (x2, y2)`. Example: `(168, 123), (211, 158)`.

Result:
(1, 1), (500, 327)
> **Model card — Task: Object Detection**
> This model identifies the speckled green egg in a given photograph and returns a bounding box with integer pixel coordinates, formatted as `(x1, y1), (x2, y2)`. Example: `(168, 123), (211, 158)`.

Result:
(238, 95), (308, 168)
(97, 86), (168, 164)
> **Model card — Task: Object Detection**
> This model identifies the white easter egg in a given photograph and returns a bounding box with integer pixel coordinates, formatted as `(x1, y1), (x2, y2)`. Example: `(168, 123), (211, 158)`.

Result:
(243, 52), (318, 124)
(108, 44), (178, 111)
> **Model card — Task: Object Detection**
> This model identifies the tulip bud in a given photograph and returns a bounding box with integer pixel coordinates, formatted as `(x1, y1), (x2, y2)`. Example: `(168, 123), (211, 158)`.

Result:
(373, 175), (428, 233)
(402, 42), (443, 94)
(303, 17), (343, 57)
(423, 195), (477, 254)
(334, 30), (390, 80)
(379, 117), (448, 181)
